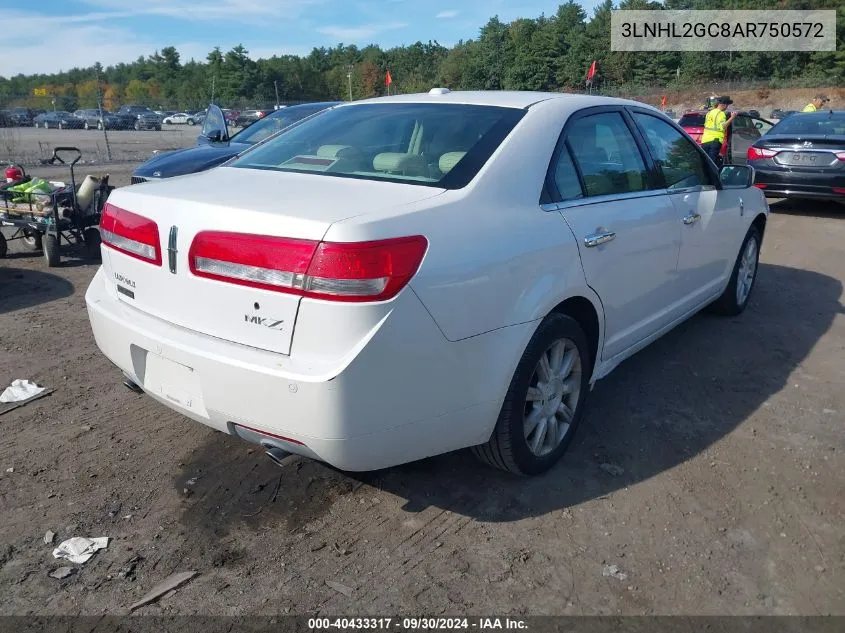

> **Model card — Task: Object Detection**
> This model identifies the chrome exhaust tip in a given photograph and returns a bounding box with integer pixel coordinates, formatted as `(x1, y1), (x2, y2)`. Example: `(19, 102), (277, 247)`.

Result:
(122, 374), (143, 394)
(264, 444), (293, 468)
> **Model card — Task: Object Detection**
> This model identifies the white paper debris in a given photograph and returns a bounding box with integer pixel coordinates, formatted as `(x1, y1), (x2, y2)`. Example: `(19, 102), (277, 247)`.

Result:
(52, 537), (109, 564)
(602, 564), (628, 581)
(1, 380), (46, 404)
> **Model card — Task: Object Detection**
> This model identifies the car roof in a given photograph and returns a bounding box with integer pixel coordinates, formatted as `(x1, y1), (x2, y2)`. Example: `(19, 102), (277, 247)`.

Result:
(350, 90), (646, 110)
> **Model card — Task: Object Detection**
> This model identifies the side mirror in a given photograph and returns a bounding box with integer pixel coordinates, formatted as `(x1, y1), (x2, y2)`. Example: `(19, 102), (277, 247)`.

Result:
(720, 164), (754, 189)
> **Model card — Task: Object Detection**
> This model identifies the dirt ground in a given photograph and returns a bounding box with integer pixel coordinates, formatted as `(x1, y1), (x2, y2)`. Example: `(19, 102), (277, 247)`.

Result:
(0, 178), (844, 615)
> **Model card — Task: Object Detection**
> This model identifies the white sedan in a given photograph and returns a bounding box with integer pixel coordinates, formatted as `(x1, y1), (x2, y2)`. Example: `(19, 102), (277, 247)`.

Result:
(86, 90), (768, 475)
(162, 112), (198, 125)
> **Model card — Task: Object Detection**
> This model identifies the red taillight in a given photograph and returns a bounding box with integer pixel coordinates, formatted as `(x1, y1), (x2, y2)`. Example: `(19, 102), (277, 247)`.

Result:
(833, 188), (845, 194)
(835, 151), (845, 161)
(753, 184), (767, 189)
(747, 147), (777, 160)
(99, 203), (162, 265)
(188, 232), (428, 302)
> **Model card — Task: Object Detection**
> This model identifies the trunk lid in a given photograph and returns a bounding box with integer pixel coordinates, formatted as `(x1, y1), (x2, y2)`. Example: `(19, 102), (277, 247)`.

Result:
(760, 135), (845, 171)
(103, 167), (445, 355)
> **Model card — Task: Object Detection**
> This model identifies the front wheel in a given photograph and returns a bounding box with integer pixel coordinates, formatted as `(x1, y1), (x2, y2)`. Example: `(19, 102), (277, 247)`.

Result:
(97, 121), (103, 130)
(709, 225), (761, 316)
(84, 121), (90, 130)
(472, 313), (591, 475)
(187, 119), (196, 126)
(134, 121), (141, 131)
(58, 122), (64, 130)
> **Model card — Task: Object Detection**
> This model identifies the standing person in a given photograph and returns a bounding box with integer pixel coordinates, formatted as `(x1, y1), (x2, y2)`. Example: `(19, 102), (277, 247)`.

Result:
(700, 96), (736, 167)
(802, 94), (830, 112)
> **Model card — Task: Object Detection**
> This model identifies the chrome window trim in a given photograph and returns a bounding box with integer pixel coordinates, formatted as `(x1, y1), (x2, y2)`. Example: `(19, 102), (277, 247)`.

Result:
(540, 188), (669, 212)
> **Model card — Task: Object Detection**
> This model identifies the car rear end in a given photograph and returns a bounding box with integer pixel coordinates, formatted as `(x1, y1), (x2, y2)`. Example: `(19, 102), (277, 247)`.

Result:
(678, 112), (706, 144)
(85, 99), (529, 471)
(747, 113), (845, 200)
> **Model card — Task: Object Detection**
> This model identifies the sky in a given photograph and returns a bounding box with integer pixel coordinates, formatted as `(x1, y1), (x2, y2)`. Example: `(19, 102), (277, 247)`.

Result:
(0, 0), (605, 77)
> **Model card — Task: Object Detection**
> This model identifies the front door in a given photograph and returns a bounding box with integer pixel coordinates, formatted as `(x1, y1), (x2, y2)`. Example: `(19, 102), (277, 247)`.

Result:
(631, 110), (744, 310)
(549, 109), (683, 360)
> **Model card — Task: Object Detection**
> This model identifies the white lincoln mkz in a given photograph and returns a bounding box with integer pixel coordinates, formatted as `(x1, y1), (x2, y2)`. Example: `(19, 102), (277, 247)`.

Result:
(86, 89), (768, 475)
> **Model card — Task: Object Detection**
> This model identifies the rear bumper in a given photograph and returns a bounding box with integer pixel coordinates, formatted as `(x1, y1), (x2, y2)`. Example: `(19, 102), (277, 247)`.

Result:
(85, 268), (528, 471)
(753, 165), (845, 200)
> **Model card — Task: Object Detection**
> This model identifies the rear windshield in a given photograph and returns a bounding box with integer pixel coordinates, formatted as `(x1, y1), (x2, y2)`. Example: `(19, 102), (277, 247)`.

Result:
(770, 112), (845, 136)
(678, 114), (705, 127)
(230, 103), (526, 188)
(232, 106), (331, 145)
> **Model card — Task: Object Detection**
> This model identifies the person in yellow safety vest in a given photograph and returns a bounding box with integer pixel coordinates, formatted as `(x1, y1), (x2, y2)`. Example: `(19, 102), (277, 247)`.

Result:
(802, 94), (830, 112)
(701, 96), (736, 166)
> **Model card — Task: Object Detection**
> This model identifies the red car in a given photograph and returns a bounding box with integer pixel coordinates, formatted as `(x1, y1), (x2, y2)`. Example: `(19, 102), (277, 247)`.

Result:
(678, 110), (774, 165)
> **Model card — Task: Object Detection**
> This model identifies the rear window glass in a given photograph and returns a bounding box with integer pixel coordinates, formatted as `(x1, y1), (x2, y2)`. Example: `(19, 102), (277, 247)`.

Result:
(233, 106), (331, 145)
(770, 112), (845, 136)
(230, 103), (525, 189)
(678, 114), (705, 127)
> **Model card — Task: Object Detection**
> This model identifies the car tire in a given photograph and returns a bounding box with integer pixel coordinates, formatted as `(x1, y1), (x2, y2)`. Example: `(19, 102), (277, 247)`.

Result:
(709, 225), (761, 316)
(0, 232), (7, 259)
(472, 313), (591, 476)
(58, 122), (64, 130)
(84, 121), (90, 130)
(134, 121), (141, 131)
(97, 121), (103, 130)
(187, 119), (195, 125)
(43, 234), (60, 267)
(155, 125), (161, 131)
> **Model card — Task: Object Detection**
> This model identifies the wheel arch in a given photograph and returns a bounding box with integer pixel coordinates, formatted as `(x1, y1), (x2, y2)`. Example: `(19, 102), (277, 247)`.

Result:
(548, 294), (603, 375)
(751, 212), (766, 240)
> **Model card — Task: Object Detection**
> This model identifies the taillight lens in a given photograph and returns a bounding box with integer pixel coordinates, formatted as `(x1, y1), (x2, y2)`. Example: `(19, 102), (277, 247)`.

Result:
(100, 203), (162, 265)
(747, 147), (777, 160)
(835, 151), (845, 161)
(189, 232), (428, 302)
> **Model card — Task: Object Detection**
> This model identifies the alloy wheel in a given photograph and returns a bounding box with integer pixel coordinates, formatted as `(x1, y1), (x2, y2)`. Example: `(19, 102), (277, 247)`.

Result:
(736, 237), (758, 306)
(523, 338), (582, 457)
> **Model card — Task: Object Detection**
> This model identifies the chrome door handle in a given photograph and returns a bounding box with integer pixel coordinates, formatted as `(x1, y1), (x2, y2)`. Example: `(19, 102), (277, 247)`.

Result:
(739, 196), (744, 216)
(683, 212), (701, 225)
(584, 231), (616, 248)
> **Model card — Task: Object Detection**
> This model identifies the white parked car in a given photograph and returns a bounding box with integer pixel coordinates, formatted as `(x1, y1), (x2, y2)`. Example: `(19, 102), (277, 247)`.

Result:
(163, 112), (199, 125)
(86, 90), (768, 475)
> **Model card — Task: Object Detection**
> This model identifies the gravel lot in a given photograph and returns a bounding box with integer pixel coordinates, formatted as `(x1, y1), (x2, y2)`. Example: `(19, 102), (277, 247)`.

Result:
(0, 132), (843, 616)
(1, 126), (202, 171)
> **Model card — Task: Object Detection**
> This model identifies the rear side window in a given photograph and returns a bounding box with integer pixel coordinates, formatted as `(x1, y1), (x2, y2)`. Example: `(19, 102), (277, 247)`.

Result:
(550, 144), (584, 202)
(566, 112), (649, 198)
(633, 113), (710, 190)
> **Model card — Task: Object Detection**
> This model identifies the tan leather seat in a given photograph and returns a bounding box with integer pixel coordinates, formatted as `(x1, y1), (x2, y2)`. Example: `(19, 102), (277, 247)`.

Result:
(372, 153), (427, 177)
(438, 152), (466, 175)
(317, 145), (352, 158)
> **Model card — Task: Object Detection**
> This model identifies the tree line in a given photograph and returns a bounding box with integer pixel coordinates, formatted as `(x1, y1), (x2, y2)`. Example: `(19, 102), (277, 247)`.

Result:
(1, 0), (842, 113)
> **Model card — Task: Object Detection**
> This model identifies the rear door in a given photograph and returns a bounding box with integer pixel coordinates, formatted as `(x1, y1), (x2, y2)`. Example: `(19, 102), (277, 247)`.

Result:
(549, 108), (683, 360)
(630, 110), (744, 308)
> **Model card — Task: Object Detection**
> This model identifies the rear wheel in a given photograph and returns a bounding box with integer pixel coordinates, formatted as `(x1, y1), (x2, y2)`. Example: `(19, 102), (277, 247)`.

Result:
(709, 225), (761, 316)
(0, 233), (7, 258)
(43, 233), (60, 267)
(134, 120), (141, 131)
(97, 121), (103, 130)
(472, 313), (591, 475)
(84, 121), (90, 130)
(187, 119), (196, 126)
(58, 122), (64, 130)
